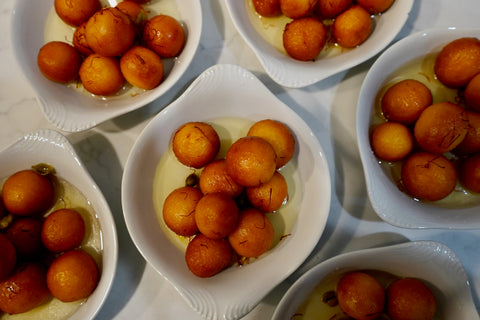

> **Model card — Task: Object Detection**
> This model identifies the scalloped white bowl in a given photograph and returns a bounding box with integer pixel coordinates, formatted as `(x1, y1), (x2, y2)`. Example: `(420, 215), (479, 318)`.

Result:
(272, 241), (479, 320)
(121, 64), (331, 319)
(357, 27), (480, 229)
(0, 129), (118, 319)
(11, 0), (202, 132)
(225, 0), (413, 88)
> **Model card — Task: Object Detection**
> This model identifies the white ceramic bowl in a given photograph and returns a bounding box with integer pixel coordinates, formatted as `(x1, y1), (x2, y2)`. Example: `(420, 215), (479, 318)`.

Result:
(225, 0), (413, 88)
(0, 129), (118, 320)
(122, 64), (331, 320)
(10, 0), (202, 132)
(357, 27), (480, 229)
(272, 241), (479, 320)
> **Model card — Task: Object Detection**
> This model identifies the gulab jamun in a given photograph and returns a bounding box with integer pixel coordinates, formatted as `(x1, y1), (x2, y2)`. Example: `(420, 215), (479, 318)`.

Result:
(199, 159), (244, 198)
(0, 234), (16, 281)
(283, 17), (327, 61)
(143, 15), (185, 58)
(162, 186), (202, 237)
(246, 171), (288, 212)
(356, 0), (394, 14)
(54, 0), (100, 26)
(315, 0), (352, 19)
(459, 153), (480, 193)
(41, 208), (86, 253)
(194, 193), (239, 240)
(332, 5), (372, 48)
(280, 0), (318, 18)
(6, 217), (44, 258)
(120, 45), (164, 90)
(370, 122), (414, 162)
(455, 110), (480, 154)
(37, 41), (82, 83)
(253, 0), (282, 17)
(79, 54), (125, 96)
(185, 234), (232, 278)
(465, 72), (480, 112)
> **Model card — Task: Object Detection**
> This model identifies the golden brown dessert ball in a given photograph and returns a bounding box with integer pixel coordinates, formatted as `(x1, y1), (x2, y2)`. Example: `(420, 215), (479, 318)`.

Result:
(0, 262), (51, 314)
(54, 0), (100, 26)
(332, 5), (372, 48)
(143, 15), (185, 58)
(41, 209), (85, 253)
(73, 22), (94, 56)
(46, 249), (99, 302)
(315, 0), (352, 19)
(226, 136), (277, 187)
(120, 46), (164, 90)
(280, 0), (318, 19)
(337, 271), (385, 320)
(6, 218), (44, 258)
(172, 122), (221, 169)
(465, 73), (480, 112)
(356, 0), (394, 14)
(413, 102), (468, 154)
(194, 193), (239, 239)
(455, 110), (480, 154)
(246, 171), (288, 212)
(185, 233), (233, 278)
(0, 234), (16, 281)
(386, 278), (437, 320)
(370, 122), (413, 162)
(247, 119), (296, 169)
(434, 37), (480, 88)
(459, 153), (480, 193)
(283, 17), (327, 61)
(79, 54), (125, 96)
(401, 152), (457, 201)
(162, 186), (202, 237)
(228, 208), (274, 258)
(2, 169), (54, 216)
(116, 0), (148, 25)
(253, 0), (282, 17)
(199, 159), (244, 198)
(85, 7), (135, 57)
(37, 41), (82, 83)
(381, 79), (433, 125)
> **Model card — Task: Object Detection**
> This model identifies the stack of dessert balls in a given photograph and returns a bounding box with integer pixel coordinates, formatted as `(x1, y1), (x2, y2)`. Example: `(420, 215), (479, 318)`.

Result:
(370, 37), (480, 201)
(162, 119), (296, 277)
(252, 0), (395, 61)
(37, 0), (185, 95)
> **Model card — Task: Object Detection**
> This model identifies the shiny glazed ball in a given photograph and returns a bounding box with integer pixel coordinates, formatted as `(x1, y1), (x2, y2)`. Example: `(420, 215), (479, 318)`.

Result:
(246, 171), (288, 212)
(315, 0), (353, 18)
(280, 0), (318, 18)
(253, 0), (282, 17)
(194, 193), (239, 240)
(370, 122), (413, 162)
(41, 209), (86, 253)
(356, 0), (394, 14)
(199, 159), (244, 198)
(185, 234), (233, 278)
(73, 22), (94, 56)
(455, 110), (480, 154)
(79, 54), (125, 96)
(120, 45), (164, 90)
(283, 17), (327, 61)
(387, 278), (437, 320)
(54, 0), (100, 26)
(162, 186), (202, 237)
(37, 41), (82, 83)
(143, 15), (185, 58)
(332, 5), (372, 48)
(459, 153), (480, 193)
(465, 73), (480, 112)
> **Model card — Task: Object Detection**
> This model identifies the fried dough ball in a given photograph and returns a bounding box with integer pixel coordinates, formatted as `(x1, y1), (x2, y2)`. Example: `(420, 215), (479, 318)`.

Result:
(228, 208), (274, 258)
(283, 17), (327, 61)
(337, 272), (385, 320)
(465, 73), (480, 112)
(253, 0), (282, 17)
(401, 152), (457, 201)
(381, 79), (433, 125)
(332, 5), (372, 48)
(172, 122), (221, 169)
(46, 249), (99, 302)
(459, 153), (480, 193)
(162, 186), (202, 237)
(247, 119), (296, 169)
(414, 102), (468, 154)
(79, 54), (125, 96)
(280, 0), (318, 19)
(6, 218), (44, 258)
(356, 0), (394, 14)
(371, 122), (414, 162)
(199, 159), (244, 198)
(143, 15), (185, 58)
(85, 7), (135, 57)
(54, 0), (100, 26)
(37, 41), (82, 83)
(226, 136), (277, 187)
(120, 46), (164, 90)
(315, 0), (352, 18)
(387, 278), (437, 320)
(2, 169), (54, 216)
(246, 171), (288, 212)
(73, 23), (94, 56)
(0, 234), (16, 281)
(185, 234), (233, 278)
(41, 209), (85, 253)
(0, 263), (50, 314)
(455, 110), (480, 154)
(434, 37), (480, 88)
(194, 193), (239, 240)
(116, 0), (148, 25)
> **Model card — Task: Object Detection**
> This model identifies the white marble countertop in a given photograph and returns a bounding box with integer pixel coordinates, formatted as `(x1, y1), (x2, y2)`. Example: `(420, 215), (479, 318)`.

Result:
(1, 1), (480, 319)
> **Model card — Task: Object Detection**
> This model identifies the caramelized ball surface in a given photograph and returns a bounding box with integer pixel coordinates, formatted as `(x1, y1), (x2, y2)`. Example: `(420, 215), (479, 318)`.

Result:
(162, 186), (202, 237)
(356, 0), (394, 14)
(283, 17), (327, 61)
(0, 234), (16, 281)
(387, 278), (437, 320)
(401, 152), (457, 201)
(332, 5), (372, 48)
(194, 193), (239, 240)
(54, 0), (100, 26)
(46, 249), (99, 302)
(143, 15), (185, 58)
(280, 0), (318, 18)
(172, 122), (221, 169)
(371, 122), (413, 162)
(381, 79), (433, 125)
(120, 45), (164, 90)
(315, 0), (352, 18)
(199, 159), (244, 198)
(116, 0), (148, 26)
(79, 54), (125, 96)
(37, 41), (82, 83)
(455, 110), (480, 154)
(6, 218), (44, 258)
(2, 169), (54, 216)
(73, 23), (94, 56)
(459, 153), (480, 193)
(41, 209), (85, 253)
(246, 171), (288, 212)
(185, 234), (232, 278)
(465, 73), (480, 112)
